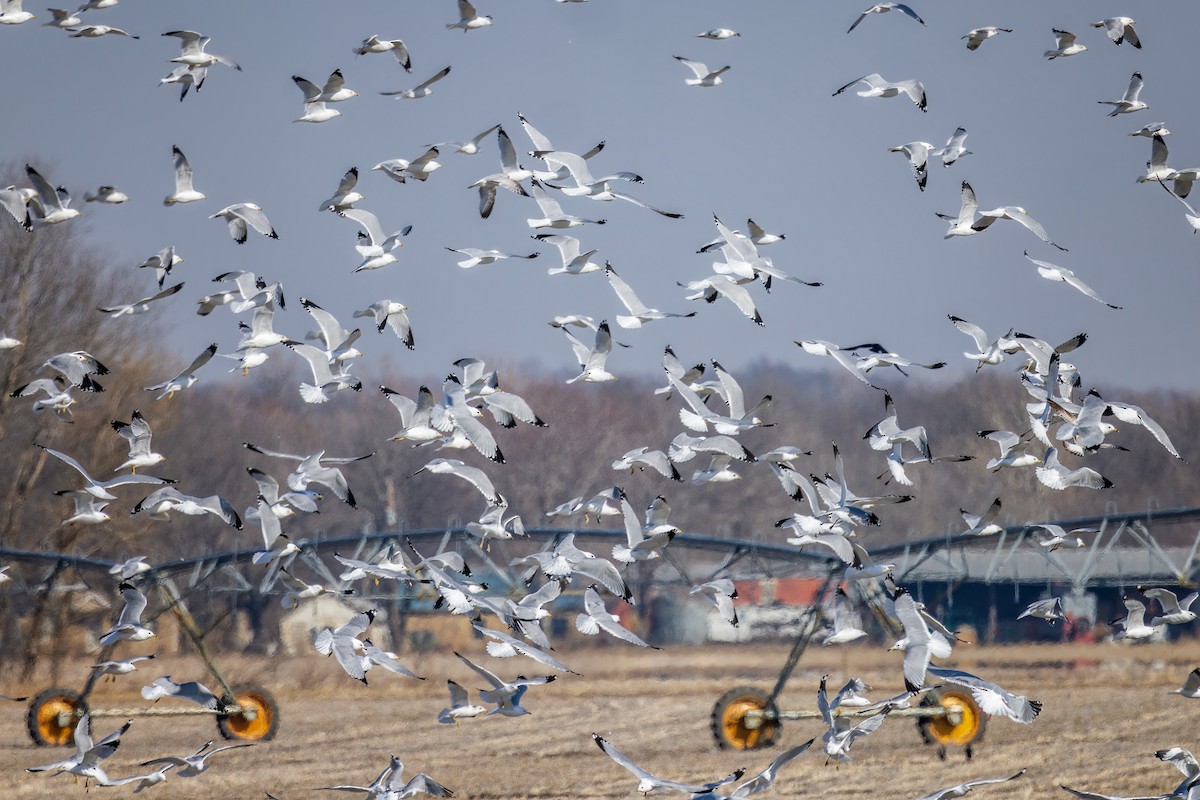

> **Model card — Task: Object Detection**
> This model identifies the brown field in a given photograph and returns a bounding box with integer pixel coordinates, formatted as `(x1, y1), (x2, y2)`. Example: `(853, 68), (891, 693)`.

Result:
(1, 640), (1198, 799)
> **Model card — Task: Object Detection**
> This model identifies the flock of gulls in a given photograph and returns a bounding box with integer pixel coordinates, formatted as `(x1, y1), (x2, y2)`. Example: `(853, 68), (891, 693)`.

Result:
(0, 1), (1197, 798)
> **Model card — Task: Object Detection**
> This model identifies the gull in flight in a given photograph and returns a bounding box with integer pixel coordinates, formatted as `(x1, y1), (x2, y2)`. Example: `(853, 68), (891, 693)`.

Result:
(91, 654), (154, 681)
(938, 180), (1067, 250)
(1141, 587), (1198, 626)
(681, 274), (764, 326)
(143, 340), (215, 396)
(1112, 597), (1159, 643)
(948, 315), (1018, 370)
(338, 208), (408, 271)
(210, 203), (278, 244)
(412, 458), (503, 504)
(818, 675), (891, 763)
(527, 179), (606, 229)
(319, 167), (363, 212)
(429, 123), (501, 155)
(26, 713), (132, 788)
(446, 246), (538, 269)
(1036, 446), (1113, 490)
(111, 409), (165, 472)
(133, 487), (243, 528)
(1170, 669), (1200, 699)
(353, 35), (411, 71)
(43, 8), (82, 28)
(959, 497), (1004, 536)
(9, 378), (79, 418)
(57, 490), (110, 525)
(109, 556), (152, 580)
(98, 283), (184, 317)
(1093, 17), (1140, 48)
(243, 442), (373, 507)
(674, 56), (730, 87)
(69, 24), (138, 38)
(453, 651), (556, 717)
(1045, 29), (1087, 59)
(890, 586), (952, 690)
(447, 0), (492, 32)
(934, 127), (971, 166)
(1018, 597), (1065, 623)
(963, 27), (1012, 50)
(322, 754), (451, 800)
(381, 385), (443, 444)
(577, 587), (658, 648)
(473, 623), (579, 674)
(355, 300), (414, 347)
(140, 740), (253, 778)
(132, 245), (182, 289)
(282, 338), (362, 403)
(1023, 252), (1121, 309)
(1131, 122), (1171, 138)
(1099, 72), (1148, 116)
(140, 677), (223, 710)
(834, 73), (926, 112)
(978, 430), (1042, 471)
(847, 3), (924, 33)
(536, 233), (600, 275)
(697, 28), (739, 39)
(592, 734), (745, 795)
(927, 666), (1041, 722)
(84, 185), (127, 204)
(562, 319), (617, 383)
(438, 680), (487, 723)
(381, 65), (451, 99)
(25, 163), (80, 225)
(35, 444), (173, 499)
(605, 262), (695, 328)
(373, 146), (443, 183)
(0, 0), (34, 24)
(913, 770), (1027, 800)
(1033, 523), (1098, 550)
(821, 588), (867, 645)
(160, 64), (205, 101)
(164, 145), (205, 205)
(293, 72), (354, 123)
(99, 583), (155, 645)
(690, 579), (738, 625)
(1137, 135), (1175, 185)
(889, 141), (933, 190)
(163, 30), (241, 70)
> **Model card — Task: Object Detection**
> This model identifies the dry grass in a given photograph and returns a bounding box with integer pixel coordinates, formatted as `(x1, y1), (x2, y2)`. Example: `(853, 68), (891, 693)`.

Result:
(2, 640), (1199, 799)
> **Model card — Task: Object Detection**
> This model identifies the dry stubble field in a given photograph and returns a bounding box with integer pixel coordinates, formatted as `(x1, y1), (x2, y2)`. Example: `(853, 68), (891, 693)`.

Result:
(1, 640), (1198, 799)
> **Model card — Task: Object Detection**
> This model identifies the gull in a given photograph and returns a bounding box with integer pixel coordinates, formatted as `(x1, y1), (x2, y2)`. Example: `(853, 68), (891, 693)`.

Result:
(314, 610), (375, 682)
(382, 385), (444, 444)
(1137, 135), (1175, 185)
(140, 676), (223, 710)
(577, 587), (658, 648)
(98, 282), (184, 317)
(612, 447), (681, 482)
(914, 770), (1027, 800)
(282, 340), (362, 403)
(592, 734), (744, 795)
(109, 556), (152, 580)
(211, 203), (278, 244)
(98, 763), (176, 793)
(160, 63), (206, 101)
(319, 167), (364, 213)
(10, 378), (78, 418)
(353, 35), (411, 71)
(323, 754), (451, 800)
(1093, 17), (1140, 48)
(1112, 597), (1159, 643)
(279, 568), (353, 610)
(381, 65), (451, 99)
(533, 150), (681, 217)
(1132, 122), (1171, 138)
(373, 147), (443, 183)
(847, 3), (925, 33)
(933, 126), (971, 166)
(938, 180), (1067, 249)
(1019, 597), (1066, 623)
(430, 123), (501, 155)
(1170, 669), (1200, 699)
(243, 443), (373, 507)
(474, 623), (579, 674)
(865, 392), (929, 457)
(1141, 587), (1198, 626)
(245, 467), (319, 521)
(959, 497), (1004, 536)
(562, 319), (617, 383)
(0, 329), (20, 349)
(536, 233), (601, 275)
(690, 579), (738, 625)
(57, 490), (110, 525)
(25, 163), (80, 225)
(447, 246), (538, 269)
(821, 588), (867, 645)
(1036, 446), (1113, 490)
(889, 141), (933, 190)
(163, 30), (241, 70)
(447, 0), (492, 32)
(355, 300), (414, 347)
(833, 73), (926, 112)
(91, 655), (154, 681)
(438, 680), (487, 723)
(744, 218), (786, 245)
(338, 208), (407, 271)
(512, 534), (632, 601)
(795, 340), (881, 388)
(164, 145), (205, 204)
(612, 492), (678, 563)
(963, 27), (1012, 50)
(431, 373), (505, 461)
(84, 186), (127, 203)
(412, 458), (502, 505)
(1100, 72), (1148, 116)
(144, 343), (217, 398)
(465, 503), (527, 548)
(132, 245), (183, 289)
(0, 0), (34, 23)
(140, 740), (252, 778)
(99, 583), (155, 645)
(948, 315), (1019, 370)
(818, 675), (891, 763)
(296, 69), (357, 103)
(1023, 251), (1121, 309)
(45, 8), (82, 28)
(927, 666), (1041, 722)
(293, 79), (340, 123)
(605, 262), (695, 328)
(41, 350), (108, 390)
(236, 305), (287, 352)
(112, 409), (165, 473)
(454, 651), (555, 716)
(26, 713), (132, 786)
(1104, 398), (1184, 460)
(527, 178), (606, 229)
(674, 55), (730, 87)
(35, 444), (173, 500)
(697, 28), (739, 39)
(134, 487), (242, 528)
(978, 430), (1042, 471)
(1045, 29), (1087, 59)
(69, 24), (138, 38)
(470, 171), (530, 220)
(300, 297), (362, 363)
(681, 274), (764, 325)
(706, 742), (811, 800)
(692, 455), (743, 484)
(891, 585), (952, 690)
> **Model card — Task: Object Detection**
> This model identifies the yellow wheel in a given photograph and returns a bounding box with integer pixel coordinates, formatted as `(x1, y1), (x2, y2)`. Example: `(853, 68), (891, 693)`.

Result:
(919, 689), (986, 749)
(217, 685), (279, 742)
(711, 687), (779, 750)
(27, 688), (85, 747)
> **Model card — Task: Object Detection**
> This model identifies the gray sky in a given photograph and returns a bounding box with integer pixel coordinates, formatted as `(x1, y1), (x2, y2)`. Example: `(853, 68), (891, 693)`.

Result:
(5, 1), (1199, 392)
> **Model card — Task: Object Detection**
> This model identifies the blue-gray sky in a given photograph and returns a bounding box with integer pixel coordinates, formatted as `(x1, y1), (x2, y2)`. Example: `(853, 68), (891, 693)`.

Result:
(4, 1), (1199, 391)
